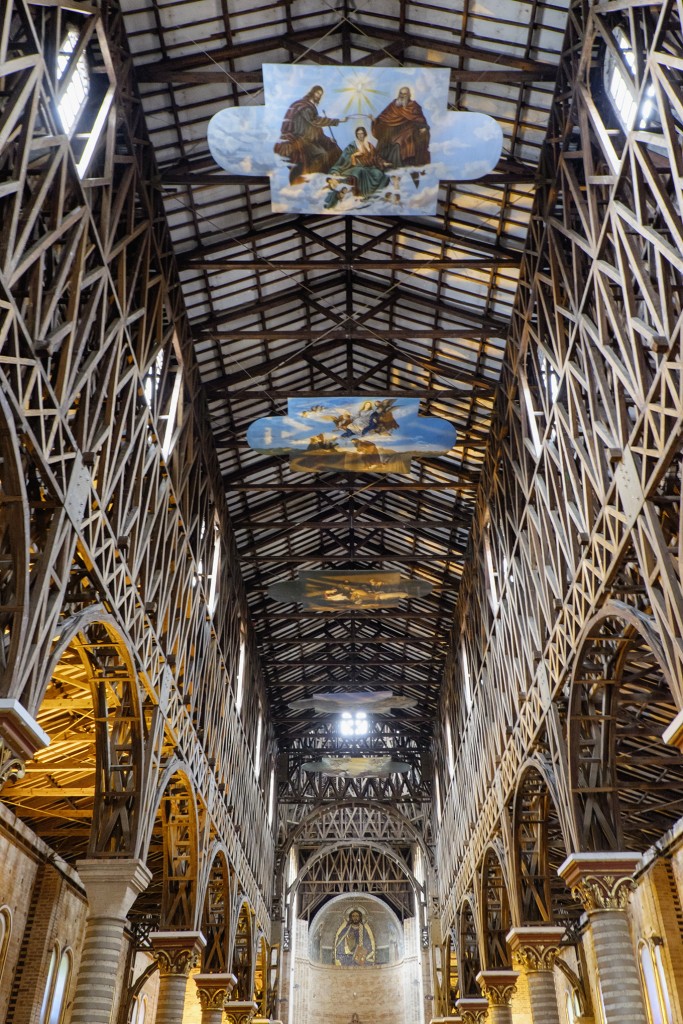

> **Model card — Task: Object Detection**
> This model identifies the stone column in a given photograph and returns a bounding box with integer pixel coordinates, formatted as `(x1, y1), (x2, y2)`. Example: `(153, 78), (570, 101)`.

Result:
(506, 926), (564, 1024)
(70, 858), (152, 1024)
(194, 972), (237, 1024)
(455, 997), (489, 1023)
(476, 970), (519, 1024)
(150, 931), (206, 1024)
(559, 853), (647, 1024)
(223, 1001), (259, 1024)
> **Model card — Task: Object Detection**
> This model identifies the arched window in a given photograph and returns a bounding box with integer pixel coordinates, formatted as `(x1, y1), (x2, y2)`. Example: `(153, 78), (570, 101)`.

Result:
(130, 994), (148, 1024)
(0, 907), (11, 982)
(639, 939), (674, 1024)
(39, 946), (73, 1024)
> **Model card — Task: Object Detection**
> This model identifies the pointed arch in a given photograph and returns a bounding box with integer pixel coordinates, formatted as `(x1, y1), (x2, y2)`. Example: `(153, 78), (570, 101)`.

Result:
(568, 601), (683, 853)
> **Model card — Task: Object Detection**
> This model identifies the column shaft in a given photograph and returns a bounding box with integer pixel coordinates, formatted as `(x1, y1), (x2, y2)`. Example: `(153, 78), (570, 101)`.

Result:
(155, 973), (192, 1024)
(487, 1006), (512, 1024)
(70, 916), (128, 1024)
(527, 971), (561, 1024)
(589, 911), (647, 1024)
(559, 853), (648, 1024)
(70, 859), (151, 1024)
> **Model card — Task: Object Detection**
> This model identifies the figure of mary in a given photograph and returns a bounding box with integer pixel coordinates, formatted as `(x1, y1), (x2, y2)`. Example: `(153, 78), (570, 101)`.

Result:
(326, 126), (390, 203)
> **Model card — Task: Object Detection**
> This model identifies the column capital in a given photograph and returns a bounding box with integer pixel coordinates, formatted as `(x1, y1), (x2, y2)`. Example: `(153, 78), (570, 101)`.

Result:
(193, 972), (237, 1009)
(75, 858), (152, 919)
(224, 1000), (258, 1024)
(0, 700), (50, 787)
(476, 970), (518, 1006)
(558, 852), (640, 913)
(455, 997), (489, 1023)
(150, 930), (206, 977)
(506, 925), (565, 972)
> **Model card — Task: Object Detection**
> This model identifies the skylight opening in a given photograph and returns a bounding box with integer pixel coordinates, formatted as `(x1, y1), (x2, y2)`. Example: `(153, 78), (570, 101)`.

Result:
(607, 29), (655, 131)
(462, 646), (473, 711)
(236, 626), (247, 712)
(340, 711), (368, 737)
(57, 29), (90, 136)
(254, 712), (262, 776)
(207, 517), (221, 615)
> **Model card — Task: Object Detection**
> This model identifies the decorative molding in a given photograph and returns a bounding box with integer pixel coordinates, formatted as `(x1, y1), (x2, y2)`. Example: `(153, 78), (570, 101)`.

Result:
(455, 998), (489, 1024)
(224, 1000), (259, 1024)
(0, 701), (50, 789)
(150, 931), (206, 977)
(558, 854), (641, 914)
(506, 926), (565, 973)
(194, 972), (237, 1009)
(476, 969), (519, 1006)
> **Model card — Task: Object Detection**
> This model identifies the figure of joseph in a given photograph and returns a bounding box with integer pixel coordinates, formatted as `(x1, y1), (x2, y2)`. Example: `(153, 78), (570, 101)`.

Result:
(334, 908), (376, 966)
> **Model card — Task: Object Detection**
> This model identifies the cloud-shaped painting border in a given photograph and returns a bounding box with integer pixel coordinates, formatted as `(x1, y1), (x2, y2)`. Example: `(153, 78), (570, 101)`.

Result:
(208, 64), (503, 217)
(247, 396), (456, 475)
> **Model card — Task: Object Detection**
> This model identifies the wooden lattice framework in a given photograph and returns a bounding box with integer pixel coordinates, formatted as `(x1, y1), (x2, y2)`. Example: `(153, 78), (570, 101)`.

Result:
(435, 0), (683, 972)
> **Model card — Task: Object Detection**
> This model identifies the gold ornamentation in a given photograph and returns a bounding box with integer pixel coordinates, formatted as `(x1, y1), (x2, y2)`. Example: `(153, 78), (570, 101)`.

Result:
(196, 984), (231, 1010)
(512, 942), (561, 972)
(0, 737), (25, 787)
(153, 944), (201, 976)
(224, 1010), (257, 1024)
(458, 1010), (488, 1024)
(571, 873), (636, 913)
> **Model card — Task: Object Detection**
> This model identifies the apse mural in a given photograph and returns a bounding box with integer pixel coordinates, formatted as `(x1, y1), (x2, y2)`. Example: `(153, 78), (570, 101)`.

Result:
(247, 396), (456, 474)
(309, 895), (404, 966)
(288, 691), (417, 715)
(301, 756), (411, 778)
(268, 571), (432, 610)
(208, 65), (503, 216)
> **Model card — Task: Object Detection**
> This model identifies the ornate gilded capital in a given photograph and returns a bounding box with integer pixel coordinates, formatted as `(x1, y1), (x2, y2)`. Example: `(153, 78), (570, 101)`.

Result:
(223, 1000), (258, 1024)
(150, 930), (206, 977)
(558, 853), (640, 914)
(476, 969), (518, 1006)
(0, 737), (25, 786)
(194, 972), (237, 1010)
(455, 999), (488, 1024)
(506, 926), (565, 973)
(0, 700), (50, 790)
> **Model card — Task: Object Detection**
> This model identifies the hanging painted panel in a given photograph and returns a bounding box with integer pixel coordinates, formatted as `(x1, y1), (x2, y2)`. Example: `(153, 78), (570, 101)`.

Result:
(247, 396), (456, 474)
(268, 571), (432, 610)
(208, 65), (502, 216)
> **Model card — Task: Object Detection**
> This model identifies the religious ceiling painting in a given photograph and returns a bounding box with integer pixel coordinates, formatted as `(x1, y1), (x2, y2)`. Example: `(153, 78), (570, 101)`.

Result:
(301, 756), (411, 779)
(288, 691), (417, 715)
(268, 571), (433, 610)
(247, 396), (456, 474)
(208, 65), (503, 216)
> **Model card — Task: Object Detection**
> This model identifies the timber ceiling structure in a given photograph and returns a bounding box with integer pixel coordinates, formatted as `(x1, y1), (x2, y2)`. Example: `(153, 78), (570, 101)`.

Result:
(118, 0), (569, 755)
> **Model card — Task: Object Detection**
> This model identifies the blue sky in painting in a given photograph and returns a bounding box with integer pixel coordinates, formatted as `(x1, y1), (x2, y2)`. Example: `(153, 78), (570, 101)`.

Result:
(207, 64), (502, 216)
(246, 396), (456, 455)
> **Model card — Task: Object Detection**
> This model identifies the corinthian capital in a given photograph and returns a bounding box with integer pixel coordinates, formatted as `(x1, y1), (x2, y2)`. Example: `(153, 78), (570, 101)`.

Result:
(455, 998), (489, 1024)
(223, 1000), (258, 1024)
(506, 925), (565, 972)
(558, 853), (641, 913)
(194, 972), (237, 1009)
(150, 930), (206, 976)
(476, 969), (519, 1006)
